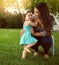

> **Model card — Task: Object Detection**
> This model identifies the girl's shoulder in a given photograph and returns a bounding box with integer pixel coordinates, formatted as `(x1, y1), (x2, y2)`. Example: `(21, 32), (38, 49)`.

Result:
(23, 21), (30, 26)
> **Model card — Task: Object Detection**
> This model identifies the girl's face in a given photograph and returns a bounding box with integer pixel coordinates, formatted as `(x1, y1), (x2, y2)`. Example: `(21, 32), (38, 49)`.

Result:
(25, 12), (32, 21)
(34, 7), (40, 18)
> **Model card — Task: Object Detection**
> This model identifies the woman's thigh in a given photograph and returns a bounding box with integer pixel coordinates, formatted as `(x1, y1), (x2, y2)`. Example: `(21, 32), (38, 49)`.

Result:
(31, 36), (52, 52)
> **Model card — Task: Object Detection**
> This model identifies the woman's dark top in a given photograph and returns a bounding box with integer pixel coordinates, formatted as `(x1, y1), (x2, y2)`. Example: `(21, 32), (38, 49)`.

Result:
(33, 27), (52, 44)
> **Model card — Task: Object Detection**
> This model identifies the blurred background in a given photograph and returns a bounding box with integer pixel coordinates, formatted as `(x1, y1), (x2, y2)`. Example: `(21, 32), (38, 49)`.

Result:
(0, 1), (59, 65)
(0, 0), (59, 29)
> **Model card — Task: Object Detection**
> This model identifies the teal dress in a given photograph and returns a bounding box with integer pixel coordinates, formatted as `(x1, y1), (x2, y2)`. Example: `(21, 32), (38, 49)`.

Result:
(20, 25), (38, 45)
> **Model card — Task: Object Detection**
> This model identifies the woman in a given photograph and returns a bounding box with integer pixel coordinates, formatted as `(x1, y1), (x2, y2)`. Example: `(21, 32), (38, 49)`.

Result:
(31, 2), (54, 58)
(20, 2), (54, 58)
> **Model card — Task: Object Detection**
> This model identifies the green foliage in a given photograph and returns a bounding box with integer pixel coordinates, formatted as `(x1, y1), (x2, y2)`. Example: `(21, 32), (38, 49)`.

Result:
(0, 11), (23, 28)
(0, 0), (59, 28)
(28, 0), (59, 15)
(0, 0), (23, 28)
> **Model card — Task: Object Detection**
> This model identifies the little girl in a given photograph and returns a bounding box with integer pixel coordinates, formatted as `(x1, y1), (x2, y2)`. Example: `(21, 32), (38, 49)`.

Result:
(20, 10), (38, 59)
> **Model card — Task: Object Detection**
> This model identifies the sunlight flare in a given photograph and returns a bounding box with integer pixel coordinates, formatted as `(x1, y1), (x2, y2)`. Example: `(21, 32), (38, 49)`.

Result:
(4, 0), (26, 14)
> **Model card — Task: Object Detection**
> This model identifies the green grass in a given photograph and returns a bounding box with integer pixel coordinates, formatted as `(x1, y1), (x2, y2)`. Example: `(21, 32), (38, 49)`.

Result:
(0, 29), (59, 65)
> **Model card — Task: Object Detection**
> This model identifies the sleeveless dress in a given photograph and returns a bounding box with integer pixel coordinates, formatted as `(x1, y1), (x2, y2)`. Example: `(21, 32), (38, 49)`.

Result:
(20, 25), (38, 45)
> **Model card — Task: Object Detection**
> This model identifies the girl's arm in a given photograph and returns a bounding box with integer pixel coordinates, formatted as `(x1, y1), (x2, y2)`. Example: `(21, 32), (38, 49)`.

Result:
(20, 29), (24, 36)
(29, 21), (37, 27)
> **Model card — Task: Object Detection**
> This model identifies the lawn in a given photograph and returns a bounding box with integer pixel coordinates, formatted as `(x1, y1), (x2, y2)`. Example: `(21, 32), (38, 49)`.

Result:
(0, 29), (59, 65)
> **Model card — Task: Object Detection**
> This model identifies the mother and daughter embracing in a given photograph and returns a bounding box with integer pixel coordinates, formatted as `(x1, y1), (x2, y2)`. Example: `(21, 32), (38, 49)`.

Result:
(20, 2), (54, 59)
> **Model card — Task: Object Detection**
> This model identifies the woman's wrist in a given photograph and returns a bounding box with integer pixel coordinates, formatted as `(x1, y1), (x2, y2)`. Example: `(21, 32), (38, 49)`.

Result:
(41, 31), (47, 36)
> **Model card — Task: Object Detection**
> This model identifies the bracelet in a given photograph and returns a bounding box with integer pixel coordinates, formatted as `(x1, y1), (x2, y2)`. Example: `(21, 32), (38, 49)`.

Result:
(41, 31), (47, 36)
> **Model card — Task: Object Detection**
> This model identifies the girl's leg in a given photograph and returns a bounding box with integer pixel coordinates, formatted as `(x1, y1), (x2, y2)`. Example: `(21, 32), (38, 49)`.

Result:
(22, 49), (27, 59)
(22, 43), (36, 59)
(24, 43), (36, 53)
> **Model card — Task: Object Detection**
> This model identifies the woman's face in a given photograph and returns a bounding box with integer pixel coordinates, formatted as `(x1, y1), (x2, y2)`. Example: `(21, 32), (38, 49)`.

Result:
(34, 7), (40, 18)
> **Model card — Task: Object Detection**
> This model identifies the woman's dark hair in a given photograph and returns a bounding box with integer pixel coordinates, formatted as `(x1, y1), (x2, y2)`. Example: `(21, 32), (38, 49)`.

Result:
(35, 2), (54, 30)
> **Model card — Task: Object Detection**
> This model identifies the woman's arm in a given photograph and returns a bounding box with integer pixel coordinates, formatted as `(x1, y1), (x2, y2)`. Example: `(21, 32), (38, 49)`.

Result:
(30, 28), (43, 36)
(31, 29), (47, 36)
(33, 32), (42, 36)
